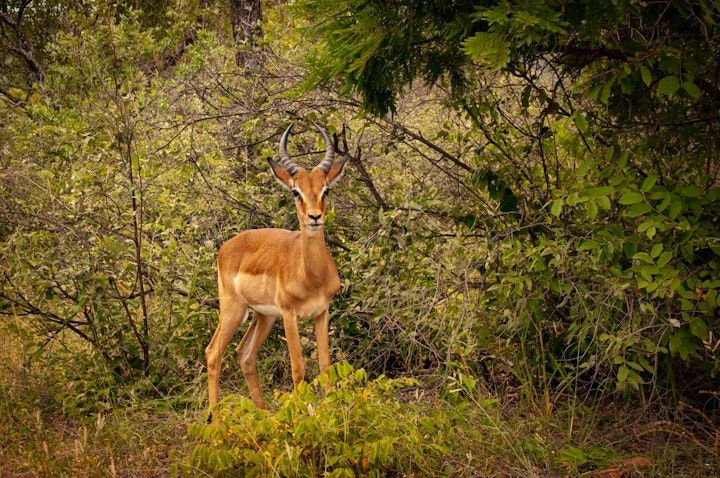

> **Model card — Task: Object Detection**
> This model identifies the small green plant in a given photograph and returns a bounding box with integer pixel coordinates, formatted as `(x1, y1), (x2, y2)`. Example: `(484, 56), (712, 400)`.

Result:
(177, 363), (448, 477)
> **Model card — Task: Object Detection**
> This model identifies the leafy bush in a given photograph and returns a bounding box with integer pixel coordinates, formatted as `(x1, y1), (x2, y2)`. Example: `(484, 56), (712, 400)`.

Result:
(290, 0), (720, 410)
(178, 363), (449, 477)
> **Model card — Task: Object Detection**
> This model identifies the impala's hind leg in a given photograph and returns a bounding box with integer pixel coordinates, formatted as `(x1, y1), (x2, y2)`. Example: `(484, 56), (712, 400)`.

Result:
(235, 312), (277, 409)
(206, 283), (248, 418)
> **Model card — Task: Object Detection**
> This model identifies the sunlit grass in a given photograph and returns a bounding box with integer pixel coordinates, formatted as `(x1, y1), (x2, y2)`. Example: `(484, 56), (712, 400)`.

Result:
(0, 331), (196, 477)
(1, 330), (717, 477)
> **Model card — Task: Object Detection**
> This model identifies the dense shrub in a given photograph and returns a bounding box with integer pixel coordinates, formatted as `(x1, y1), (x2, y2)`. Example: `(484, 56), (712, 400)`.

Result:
(179, 363), (450, 477)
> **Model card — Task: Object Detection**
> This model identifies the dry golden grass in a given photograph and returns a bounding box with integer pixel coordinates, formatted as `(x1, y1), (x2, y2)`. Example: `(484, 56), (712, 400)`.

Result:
(0, 331), (194, 478)
(1, 329), (717, 477)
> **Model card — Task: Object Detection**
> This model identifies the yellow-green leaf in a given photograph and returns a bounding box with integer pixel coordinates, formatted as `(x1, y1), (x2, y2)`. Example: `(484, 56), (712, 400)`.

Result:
(658, 75), (680, 95)
(640, 66), (652, 86)
(619, 192), (644, 205)
(682, 80), (702, 99)
(574, 112), (588, 133)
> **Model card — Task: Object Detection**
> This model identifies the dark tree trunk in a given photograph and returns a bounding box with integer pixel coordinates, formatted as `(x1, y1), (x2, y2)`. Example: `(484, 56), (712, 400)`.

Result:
(229, 0), (263, 67)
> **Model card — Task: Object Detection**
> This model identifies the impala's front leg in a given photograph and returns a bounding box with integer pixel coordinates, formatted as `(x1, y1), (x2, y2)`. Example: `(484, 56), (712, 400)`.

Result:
(314, 309), (331, 387)
(283, 314), (306, 388)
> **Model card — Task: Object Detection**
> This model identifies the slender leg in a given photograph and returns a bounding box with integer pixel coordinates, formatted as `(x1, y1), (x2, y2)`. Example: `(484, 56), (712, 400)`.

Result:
(314, 309), (331, 389)
(206, 300), (248, 411)
(236, 312), (277, 408)
(283, 315), (305, 388)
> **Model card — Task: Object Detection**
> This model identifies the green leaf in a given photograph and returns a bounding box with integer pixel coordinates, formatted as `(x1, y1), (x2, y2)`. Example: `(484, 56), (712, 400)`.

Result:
(682, 80), (702, 99)
(632, 252), (653, 263)
(668, 197), (683, 219)
(624, 240), (638, 258)
(574, 112), (588, 133)
(657, 192), (672, 211)
(596, 195), (612, 210)
(462, 32), (510, 69)
(680, 299), (695, 311)
(681, 186), (703, 198)
(621, 76), (633, 94)
(708, 290), (718, 307)
(577, 160), (593, 177)
(558, 446), (588, 466)
(689, 318), (708, 341)
(627, 202), (651, 218)
(378, 208), (387, 226)
(619, 192), (644, 205)
(657, 75), (680, 95)
(618, 364), (629, 383)
(657, 251), (672, 267)
(640, 66), (652, 86)
(551, 198), (563, 217)
(578, 239), (601, 251)
(582, 186), (614, 198)
(604, 145), (615, 163)
(626, 369), (644, 389)
(668, 332), (682, 355)
(641, 175), (657, 192)
(586, 200), (598, 219)
(650, 243), (663, 258)
(644, 280), (659, 293)
(600, 78), (614, 104)
(618, 152), (629, 169)
(645, 225), (656, 239)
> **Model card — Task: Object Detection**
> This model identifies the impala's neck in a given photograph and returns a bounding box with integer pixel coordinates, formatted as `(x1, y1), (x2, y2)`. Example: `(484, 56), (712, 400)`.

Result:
(299, 227), (329, 282)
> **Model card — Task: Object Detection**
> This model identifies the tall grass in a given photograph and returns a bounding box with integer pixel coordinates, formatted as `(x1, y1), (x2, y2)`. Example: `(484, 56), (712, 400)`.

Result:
(0, 331), (197, 477)
(2, 329), (716, 477)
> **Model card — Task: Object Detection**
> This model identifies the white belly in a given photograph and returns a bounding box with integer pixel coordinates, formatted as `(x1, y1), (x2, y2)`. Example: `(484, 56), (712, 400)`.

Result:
(248, 302), (327, 319)
(249, 304), (283, 318)
(234, 273), (330, 319)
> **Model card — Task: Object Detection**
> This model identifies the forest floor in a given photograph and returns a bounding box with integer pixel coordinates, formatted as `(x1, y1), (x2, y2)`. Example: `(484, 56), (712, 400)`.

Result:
(2, 370), (718, 477)
(1, 337), (718, 477)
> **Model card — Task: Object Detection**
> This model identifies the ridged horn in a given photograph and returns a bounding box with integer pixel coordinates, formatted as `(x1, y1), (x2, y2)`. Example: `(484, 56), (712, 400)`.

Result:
(313, 122), (335, 173)
(277, 123), (300, 175)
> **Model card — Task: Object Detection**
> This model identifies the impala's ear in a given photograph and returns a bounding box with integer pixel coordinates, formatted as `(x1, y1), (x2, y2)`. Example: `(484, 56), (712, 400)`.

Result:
(326, 153), (350, 187)
(267, 158), (294, 190)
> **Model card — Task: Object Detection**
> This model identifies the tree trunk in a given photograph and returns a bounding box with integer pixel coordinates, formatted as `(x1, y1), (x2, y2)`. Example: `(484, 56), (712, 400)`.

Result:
(228, 0), (263, 67)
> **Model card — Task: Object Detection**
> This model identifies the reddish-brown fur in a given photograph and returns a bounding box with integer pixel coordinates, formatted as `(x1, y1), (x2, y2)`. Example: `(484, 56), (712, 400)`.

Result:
(205, 130), (349, 415)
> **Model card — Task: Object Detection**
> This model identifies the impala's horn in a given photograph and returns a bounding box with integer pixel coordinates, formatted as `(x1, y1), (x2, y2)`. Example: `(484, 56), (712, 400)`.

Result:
(313, 122), (335, 173)
(277, 123), (300, 175)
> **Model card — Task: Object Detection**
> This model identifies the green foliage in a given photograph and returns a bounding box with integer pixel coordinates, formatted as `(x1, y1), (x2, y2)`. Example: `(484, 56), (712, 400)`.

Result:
(1, 2), (719, 476)
(463, 1), (567, 69)
(0, 2), (260, 411)
(295, 0), (720, 122)
(2, 0), (718, 423)
(293, 0), (469, 115)
(179, 363), (447, 477)
(292, 0), (720, 407)
(489, 154), (720, 398)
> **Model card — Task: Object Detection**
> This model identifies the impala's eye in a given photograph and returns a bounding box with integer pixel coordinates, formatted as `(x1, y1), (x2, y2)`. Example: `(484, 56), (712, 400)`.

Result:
(323, 188), (330, 197)
(291, 189), (301, 199)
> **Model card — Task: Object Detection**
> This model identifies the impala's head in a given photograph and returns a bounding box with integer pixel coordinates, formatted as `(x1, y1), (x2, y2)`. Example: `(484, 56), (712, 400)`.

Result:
(268, 123), (349, 235)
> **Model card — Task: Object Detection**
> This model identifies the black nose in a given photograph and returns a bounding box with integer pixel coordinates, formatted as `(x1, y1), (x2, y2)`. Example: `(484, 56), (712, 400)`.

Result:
(308, 213), (322, 221)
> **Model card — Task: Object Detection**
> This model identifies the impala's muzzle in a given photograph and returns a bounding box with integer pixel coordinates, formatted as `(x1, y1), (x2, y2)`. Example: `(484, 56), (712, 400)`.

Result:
(305, 213), (324, 231)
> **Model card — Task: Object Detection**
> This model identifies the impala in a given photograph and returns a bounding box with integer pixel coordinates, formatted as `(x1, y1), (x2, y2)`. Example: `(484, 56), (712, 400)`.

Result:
(205, 122), (350, 414)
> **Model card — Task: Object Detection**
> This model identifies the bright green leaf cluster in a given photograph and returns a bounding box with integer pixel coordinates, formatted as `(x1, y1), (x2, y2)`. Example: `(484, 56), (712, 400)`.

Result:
(179, 364), (448, 477)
